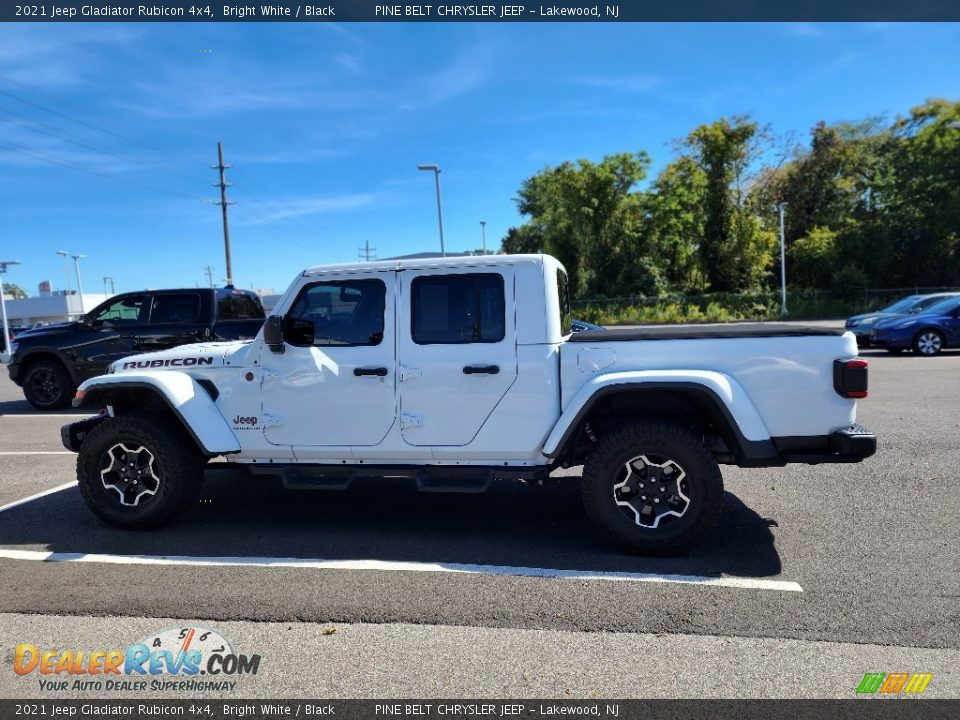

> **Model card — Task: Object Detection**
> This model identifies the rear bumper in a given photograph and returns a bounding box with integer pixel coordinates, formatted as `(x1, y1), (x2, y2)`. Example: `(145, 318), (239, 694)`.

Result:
(774, 425), (877, 464)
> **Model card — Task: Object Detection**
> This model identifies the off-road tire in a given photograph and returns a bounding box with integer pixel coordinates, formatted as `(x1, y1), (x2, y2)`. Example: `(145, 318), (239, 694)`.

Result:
(22, 359), (75, 410)
(581, 421), (724, 555)
(77, 412), (205, 529)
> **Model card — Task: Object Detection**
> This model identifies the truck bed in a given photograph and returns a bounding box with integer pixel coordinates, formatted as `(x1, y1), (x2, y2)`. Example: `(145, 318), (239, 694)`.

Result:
(569, 323), (845, 342)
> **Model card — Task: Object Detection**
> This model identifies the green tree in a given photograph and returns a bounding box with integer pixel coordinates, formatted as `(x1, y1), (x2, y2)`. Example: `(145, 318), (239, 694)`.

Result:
(681, 117), (775, 291)
(508, 152), (650, 297)
(2, 283), (27, 299)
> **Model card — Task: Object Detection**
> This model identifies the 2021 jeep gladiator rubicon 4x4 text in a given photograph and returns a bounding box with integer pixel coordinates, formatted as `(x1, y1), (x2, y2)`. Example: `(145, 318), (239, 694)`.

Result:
(61, 255), (875, 554)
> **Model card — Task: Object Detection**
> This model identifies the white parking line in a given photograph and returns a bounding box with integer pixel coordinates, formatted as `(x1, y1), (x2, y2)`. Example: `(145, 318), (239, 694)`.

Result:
(0, 414), (89, 418)
(0, 547), (803, 592)
(0, 451), (73, 455)
(0, 481), (77, 514)
(0, 480), (804, 594)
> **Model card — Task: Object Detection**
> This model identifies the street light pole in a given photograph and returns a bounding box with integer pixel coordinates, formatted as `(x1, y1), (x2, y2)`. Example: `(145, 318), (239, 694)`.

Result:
(55, 250), (72, 299)
(0, 260), (22, 363)
(417, 164), (446, 258)
(778, 204), (788, 317)
(72, 254), (87, 315)
(480, 220), (487, 255)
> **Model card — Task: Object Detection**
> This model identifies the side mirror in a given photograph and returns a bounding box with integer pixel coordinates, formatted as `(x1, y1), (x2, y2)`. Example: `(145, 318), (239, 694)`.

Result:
(285, 317), (315, 346)
(263, 316), (285, 353)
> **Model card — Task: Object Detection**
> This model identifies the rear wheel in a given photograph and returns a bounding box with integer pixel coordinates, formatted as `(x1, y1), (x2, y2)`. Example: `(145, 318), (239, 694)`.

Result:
(77, 412), (205, 529)
(913, 330), (944, 356)
(22, 359), (75, 410)
(581, 421), (724, 555)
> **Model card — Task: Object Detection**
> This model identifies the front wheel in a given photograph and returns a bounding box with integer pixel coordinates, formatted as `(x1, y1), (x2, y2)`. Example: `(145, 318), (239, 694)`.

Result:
(913, 330), (944, 356)
(77, 413), (205, 529)
(22, 360), (75, 410)
(581, 421), (724, 555)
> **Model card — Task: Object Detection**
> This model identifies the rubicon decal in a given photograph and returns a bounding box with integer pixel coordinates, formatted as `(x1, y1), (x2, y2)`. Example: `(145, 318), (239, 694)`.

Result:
(122, 357), (215, 370)
(13, 626), (261, 693)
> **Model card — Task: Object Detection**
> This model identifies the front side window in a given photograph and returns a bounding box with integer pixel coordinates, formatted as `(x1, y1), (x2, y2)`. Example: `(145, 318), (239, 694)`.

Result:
(412, 273), (505, 344)
(90, 295), (148, 326)
(149, 294), (201, 324)
(288, 279), (385, 346)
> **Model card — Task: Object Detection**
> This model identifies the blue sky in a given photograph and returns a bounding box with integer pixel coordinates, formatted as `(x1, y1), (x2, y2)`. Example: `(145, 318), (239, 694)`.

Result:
(1, 21), (958, 297)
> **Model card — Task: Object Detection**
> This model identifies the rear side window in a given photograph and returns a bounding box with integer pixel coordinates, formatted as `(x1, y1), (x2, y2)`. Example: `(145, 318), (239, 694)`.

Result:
(288, 279), (386, 346)
(412, 273), (505, 344)
(149, 294), (201, 324)
(217, 291), (265, 320)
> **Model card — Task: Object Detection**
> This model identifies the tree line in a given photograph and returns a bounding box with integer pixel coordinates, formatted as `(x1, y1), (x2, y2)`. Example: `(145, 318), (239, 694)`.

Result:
(501, 99), (960, 301)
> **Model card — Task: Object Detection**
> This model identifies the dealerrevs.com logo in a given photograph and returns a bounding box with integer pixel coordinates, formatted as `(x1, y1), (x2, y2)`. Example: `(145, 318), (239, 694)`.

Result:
(856, 672), (933, 696)
(14, 626), (261, 693)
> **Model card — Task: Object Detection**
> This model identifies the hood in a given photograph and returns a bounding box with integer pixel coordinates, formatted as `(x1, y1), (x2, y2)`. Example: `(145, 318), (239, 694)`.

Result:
(873, 312), (946, 330)
(110, 340), (249, 374)
(14, 321), (81, 339)
(846, 311), (905, 326)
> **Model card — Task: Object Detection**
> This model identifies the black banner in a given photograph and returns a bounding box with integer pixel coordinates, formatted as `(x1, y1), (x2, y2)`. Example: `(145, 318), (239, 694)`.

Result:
(3, 1), (960, 23)
(0, 700), (958, 720)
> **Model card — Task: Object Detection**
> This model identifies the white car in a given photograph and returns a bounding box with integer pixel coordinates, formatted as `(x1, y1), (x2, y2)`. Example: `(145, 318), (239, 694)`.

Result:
(62, 254), (875, 554)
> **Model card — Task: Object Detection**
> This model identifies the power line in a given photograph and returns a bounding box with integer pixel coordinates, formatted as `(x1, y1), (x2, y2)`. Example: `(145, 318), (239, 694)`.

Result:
(0, 106), (210, 186)
(0, 138), (201, 201)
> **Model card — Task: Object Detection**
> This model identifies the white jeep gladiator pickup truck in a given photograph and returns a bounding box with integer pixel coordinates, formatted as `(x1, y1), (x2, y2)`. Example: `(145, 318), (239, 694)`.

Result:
(62, 254), (875, 554)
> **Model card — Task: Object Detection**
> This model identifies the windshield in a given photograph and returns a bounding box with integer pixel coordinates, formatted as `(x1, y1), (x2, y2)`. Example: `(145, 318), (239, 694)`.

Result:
(880, 296), (920, 314)
(919, 296), (960, 316)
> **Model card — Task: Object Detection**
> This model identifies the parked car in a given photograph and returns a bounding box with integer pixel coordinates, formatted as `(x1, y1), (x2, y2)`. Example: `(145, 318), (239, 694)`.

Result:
(62, 254), (874, 554)
(869, 295), (960, 356)
(7, 287), (265, 409)
(845, 293), (960, 346)
(0, 325), (31, 355)
(571, 318), (604, 333)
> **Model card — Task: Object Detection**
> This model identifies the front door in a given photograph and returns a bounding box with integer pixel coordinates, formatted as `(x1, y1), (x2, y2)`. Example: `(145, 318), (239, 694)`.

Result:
(76, 294), (150, 380)
(261, 271), (397, 447)
(398, 266), (517, 446)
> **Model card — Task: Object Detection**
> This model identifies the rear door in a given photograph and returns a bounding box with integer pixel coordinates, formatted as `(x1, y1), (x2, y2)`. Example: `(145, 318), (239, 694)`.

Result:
(137, 292), (207, 353)
(397, 267), (517, 446)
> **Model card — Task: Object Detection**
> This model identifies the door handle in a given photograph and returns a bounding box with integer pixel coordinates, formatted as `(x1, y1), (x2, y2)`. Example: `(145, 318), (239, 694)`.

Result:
(354, 367), (388, 377)
(463, 364), (500, 375)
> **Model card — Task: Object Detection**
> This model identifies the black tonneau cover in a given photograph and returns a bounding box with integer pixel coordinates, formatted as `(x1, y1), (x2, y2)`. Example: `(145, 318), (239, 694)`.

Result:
(569, 323), (845, 342)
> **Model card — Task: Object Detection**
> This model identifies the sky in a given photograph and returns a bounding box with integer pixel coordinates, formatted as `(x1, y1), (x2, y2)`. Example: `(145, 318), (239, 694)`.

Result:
(0, 21), (958, 297)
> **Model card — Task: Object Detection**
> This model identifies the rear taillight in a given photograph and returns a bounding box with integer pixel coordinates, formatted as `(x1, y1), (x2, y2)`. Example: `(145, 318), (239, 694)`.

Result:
(834, 358), (868, 399)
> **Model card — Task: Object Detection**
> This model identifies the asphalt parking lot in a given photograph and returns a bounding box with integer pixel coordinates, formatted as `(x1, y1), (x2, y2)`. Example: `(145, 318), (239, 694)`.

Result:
(0, 339), (958, 698)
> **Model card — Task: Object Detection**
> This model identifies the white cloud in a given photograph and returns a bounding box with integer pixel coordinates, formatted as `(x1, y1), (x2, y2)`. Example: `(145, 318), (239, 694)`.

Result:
(234, 193), (378, 224)
(576, 74), (661, 93)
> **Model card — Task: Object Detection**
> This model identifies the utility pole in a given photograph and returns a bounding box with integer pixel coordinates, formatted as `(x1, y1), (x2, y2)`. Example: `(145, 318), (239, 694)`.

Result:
(358, 241), (377, 262)
(204, 265), (215, 289)
(479, 220), (487, 255)
(778, 203), (788, 317)
(416, 164), (446, 257)
(213, 142), (234, 287)
(102, 276), (114, 296)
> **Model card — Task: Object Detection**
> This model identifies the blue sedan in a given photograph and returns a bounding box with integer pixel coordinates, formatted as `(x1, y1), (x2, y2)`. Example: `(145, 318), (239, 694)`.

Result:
(845, 292), (960, 346)
(869, 296), (960, 356)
